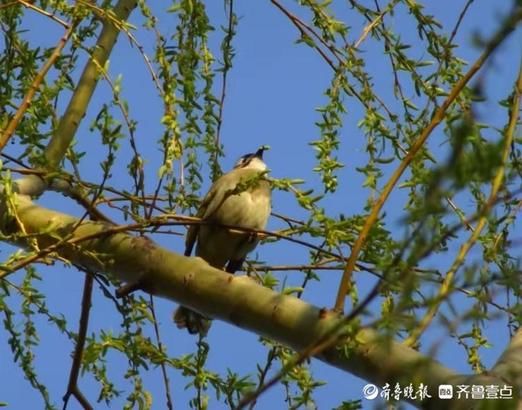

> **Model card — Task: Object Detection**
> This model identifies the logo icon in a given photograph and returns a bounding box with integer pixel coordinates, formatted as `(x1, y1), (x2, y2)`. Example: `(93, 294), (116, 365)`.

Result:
(438, 384), (453, 399)
(363, 384), (379, 400)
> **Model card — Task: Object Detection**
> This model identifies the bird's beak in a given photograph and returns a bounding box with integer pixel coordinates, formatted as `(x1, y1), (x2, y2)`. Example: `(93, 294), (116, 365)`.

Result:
(255, 145), (270, 158)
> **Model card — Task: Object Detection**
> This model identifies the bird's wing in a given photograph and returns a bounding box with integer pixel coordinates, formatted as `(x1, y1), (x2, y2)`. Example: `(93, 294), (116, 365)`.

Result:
(184, 223), (198, 256)
(199, 172), (236, 219)
(184, 181), (220, 256)
(184, 169), (261, 255)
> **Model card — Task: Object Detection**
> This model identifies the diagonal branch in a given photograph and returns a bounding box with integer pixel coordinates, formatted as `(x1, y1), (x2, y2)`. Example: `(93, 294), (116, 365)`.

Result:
(333, 6), (522, 313)
(17, 0), (69, 28)
(14, 0), (138, 198)
(403, 59), (522, 346)
(43, 0), (137, 170)
(0, 11), (76, 152)
(1, 194), (517, 409)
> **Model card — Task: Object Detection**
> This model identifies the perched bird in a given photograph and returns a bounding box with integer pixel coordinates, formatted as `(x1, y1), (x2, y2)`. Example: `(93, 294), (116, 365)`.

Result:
(174, 146), (272, 335)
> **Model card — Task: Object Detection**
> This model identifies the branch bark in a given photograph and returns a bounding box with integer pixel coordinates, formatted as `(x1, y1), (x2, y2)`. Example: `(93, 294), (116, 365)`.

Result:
(14, 0), (138, 197)
(492, 328), (522, 391)
(1, 194), (519, 409)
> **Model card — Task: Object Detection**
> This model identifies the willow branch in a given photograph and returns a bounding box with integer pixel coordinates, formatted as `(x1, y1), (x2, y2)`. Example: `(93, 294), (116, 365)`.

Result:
(12, 0), (138, 198)
(403, 59), (522, 346)
(334, 7), (522, 313)
(0, 194), (517, 409)
(0, 15), (76, 152)
(43, 0), (137, 170)
(17, 0), (69, 27)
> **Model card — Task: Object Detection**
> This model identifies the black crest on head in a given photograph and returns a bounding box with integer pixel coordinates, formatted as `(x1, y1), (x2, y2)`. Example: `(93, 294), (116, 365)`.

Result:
(234, 146), (269, 169)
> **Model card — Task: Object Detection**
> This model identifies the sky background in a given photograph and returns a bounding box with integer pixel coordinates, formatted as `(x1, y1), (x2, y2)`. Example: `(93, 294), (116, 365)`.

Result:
(0, 1), (520, 409)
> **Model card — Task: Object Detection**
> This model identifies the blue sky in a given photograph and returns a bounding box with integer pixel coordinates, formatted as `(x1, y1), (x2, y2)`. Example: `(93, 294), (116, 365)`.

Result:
(1, 1), (520, 409)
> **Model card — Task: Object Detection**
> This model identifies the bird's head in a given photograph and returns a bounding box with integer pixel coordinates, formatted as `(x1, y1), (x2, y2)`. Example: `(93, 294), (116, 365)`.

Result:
(233, 145), (269, 171)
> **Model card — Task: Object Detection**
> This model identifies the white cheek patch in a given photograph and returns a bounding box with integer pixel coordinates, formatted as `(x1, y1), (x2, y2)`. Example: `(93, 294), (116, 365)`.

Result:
(246, 158), (268, 171)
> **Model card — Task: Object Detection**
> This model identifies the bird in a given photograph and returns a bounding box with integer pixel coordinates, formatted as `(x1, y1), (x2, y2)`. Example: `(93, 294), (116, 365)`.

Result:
(174, 146), (272, 335)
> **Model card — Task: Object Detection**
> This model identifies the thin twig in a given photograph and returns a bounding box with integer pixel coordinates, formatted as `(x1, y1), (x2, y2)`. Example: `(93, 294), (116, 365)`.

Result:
(2, 184), (517, 283)
(247, 347), (277, 410)
(0, 16), (76, 152)
(78, 0), (163, 95)
(43, 0), (137, 168)
(333, 9), (522, 313)
(235, 204), (445, 409)
(3, 278), (76, 339)
(17, 0), (69, 27)
(149, 295), (174, 410)
(449, 0), (475, 44)
(0, 213), (333, 280)
(215, 0), (235, 149)
(249, 264), (343, 271)
(403, 59), (522, 347)
(235, 272), (385, 409)
(370, 0), (475, 235)
(270, 0), (336, 69)
(246, 238), (328, 409)
(353, 0), (396, 49)
(62, 272), (94, 410)
(195, 334), (207, 410)
(0, 2), (18, 10)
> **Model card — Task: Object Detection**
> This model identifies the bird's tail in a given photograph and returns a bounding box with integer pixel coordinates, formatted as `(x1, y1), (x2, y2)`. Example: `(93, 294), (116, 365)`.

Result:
(173, 306), (211, 336)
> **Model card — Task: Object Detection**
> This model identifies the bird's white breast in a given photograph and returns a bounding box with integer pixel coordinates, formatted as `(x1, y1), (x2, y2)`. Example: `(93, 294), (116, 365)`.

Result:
(195, 170), (271, 268)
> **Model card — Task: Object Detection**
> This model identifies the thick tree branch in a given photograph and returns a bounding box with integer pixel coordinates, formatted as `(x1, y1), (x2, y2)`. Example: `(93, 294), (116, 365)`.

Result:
(1, 194), (519, 409)
(0, 11), (76, 153)
(44, 0), (137, 169)
(14, 0), (138, 197)
(492, 329), (522, 389)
